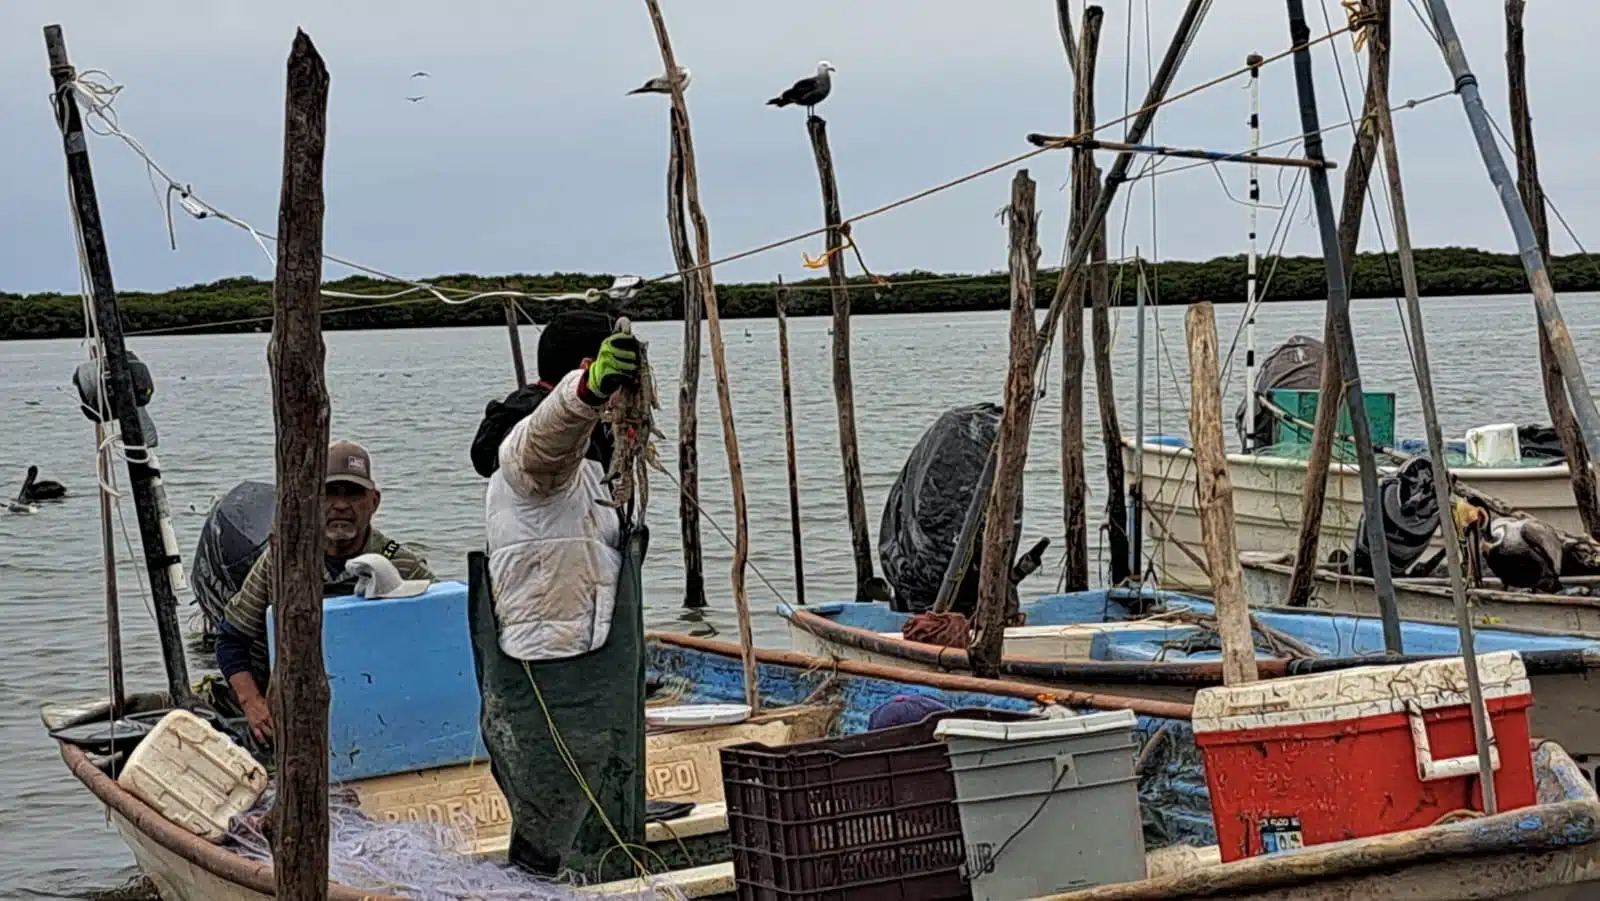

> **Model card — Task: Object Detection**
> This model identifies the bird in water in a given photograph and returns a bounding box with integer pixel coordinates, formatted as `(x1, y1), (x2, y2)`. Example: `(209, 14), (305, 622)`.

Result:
(9, 465), (65, 513)
(627, 67), (691, 96)
(1482, 516), (1564, 593)
(767, 60), (835, 117)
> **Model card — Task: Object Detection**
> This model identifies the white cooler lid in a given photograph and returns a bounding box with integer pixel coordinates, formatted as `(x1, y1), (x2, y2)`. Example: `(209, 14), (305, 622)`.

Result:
(934, 708), (1137, 742)
(1193, 650), (1529, 734)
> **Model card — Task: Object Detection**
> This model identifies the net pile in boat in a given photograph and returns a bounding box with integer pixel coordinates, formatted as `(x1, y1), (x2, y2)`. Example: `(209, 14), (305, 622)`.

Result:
(226, 782), (681, 900)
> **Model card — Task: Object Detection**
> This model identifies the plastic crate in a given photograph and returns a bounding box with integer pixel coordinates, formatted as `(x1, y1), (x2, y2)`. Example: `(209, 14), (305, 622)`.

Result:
(721, 707), (1035, 901)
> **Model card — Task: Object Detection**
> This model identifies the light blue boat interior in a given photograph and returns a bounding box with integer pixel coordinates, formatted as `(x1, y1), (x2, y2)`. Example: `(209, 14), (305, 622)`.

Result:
(788, 588), (1600, 663)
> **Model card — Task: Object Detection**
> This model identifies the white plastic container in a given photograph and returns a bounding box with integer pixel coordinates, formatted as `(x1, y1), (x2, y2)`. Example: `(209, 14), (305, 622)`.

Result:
(1466, 423), (1521, 467)
(118, 709), (267, 842)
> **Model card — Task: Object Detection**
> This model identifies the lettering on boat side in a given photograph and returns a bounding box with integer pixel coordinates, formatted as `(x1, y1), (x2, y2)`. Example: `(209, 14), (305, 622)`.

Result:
(1259, 815), (1304, 854)
(645, 760), (701, 798)
(378, 788), (511, 829)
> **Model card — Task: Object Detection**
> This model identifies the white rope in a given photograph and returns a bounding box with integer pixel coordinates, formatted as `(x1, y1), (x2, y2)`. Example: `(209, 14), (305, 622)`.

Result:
(58, 70), (643, 310)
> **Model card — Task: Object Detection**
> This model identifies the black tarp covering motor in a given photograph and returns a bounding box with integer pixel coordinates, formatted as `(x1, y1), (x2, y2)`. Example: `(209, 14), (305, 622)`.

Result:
(878, 403), (1023, 615)
(190, 479), (275, 638)
(1348, 456), (1442, 577)
(1237, 334), (1324, 451)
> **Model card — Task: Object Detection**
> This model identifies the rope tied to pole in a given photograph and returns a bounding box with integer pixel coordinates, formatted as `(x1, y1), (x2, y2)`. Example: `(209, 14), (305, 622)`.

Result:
(1343, 1), (1382, 52)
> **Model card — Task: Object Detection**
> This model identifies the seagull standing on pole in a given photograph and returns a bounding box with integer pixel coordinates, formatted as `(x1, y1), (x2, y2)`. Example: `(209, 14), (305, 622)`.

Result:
(767, 61), (835, 117)
(627, 66), (691, 96)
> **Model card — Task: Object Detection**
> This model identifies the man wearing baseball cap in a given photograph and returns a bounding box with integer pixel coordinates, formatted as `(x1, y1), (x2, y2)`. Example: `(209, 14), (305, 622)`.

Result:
(214, 439), (434, 743)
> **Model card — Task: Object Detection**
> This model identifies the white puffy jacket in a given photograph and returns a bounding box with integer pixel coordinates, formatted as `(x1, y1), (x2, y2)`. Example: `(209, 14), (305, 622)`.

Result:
(485, 369), (622, 661)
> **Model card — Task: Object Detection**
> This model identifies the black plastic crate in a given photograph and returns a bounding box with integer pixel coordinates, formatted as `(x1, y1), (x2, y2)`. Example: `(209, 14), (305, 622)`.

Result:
(721, 706), (1035, 901)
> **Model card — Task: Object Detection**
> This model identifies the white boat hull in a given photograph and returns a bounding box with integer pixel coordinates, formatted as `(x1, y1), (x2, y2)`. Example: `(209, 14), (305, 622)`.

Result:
(1126, 440), (1580, 593)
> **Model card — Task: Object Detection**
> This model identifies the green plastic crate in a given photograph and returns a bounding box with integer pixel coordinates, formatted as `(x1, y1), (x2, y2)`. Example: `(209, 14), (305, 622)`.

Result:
(1268, 388), (1396, 449)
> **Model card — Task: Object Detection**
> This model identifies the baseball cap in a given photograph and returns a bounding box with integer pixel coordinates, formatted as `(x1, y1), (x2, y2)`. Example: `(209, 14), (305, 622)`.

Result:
(343, 553), (431, 599)
(866, 694), (949, 731)
(327, 440), (375, 491)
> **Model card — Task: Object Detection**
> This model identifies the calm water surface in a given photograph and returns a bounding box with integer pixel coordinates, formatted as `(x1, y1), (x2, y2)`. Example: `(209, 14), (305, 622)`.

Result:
(4, 296), (1598, 896)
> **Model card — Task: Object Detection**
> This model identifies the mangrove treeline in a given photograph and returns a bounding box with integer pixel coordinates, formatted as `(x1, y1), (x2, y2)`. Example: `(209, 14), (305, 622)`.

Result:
(3, 246), (1595, 340)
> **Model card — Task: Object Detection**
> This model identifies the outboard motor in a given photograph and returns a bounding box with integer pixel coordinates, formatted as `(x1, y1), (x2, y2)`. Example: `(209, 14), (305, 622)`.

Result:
(1237, 335), (1324, 452)
(191, 480), (275, 638)
(1351, 456), (1440, 578)
(879, 404), (1024, 615)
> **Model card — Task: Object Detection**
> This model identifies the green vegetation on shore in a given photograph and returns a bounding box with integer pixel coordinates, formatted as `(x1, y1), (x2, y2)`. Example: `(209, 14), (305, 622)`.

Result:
(4, 246), (1595, 340)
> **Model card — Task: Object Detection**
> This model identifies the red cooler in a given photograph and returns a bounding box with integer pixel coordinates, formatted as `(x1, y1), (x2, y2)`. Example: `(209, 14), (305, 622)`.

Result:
(1192, 650), (1536, 862)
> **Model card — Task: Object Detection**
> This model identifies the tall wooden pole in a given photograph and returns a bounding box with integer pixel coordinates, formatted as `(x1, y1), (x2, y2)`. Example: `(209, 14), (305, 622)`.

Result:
(96, 420), (125, 718)
(970, 170), (1039, 679)
(500, 282), (526, 388)
(1423, 0), (1600, 456)
(1058, 7), (1100, 592)
(1187, 304), (1257, 686)
(776, 279), (806, 606)
(667, 105), (708, 609)
(1284, 0), (1404, 653)
(807, 116), (875, 600)
(45, 24), (193, 707)
(268, 29), (332, 901)
(644, 0), (758, 709)
(1080, 8), (1131, 587)
(1285, 0), (1390, 608)
(1506, 0), (1600, 538)
(1371, 85), (1500, 816)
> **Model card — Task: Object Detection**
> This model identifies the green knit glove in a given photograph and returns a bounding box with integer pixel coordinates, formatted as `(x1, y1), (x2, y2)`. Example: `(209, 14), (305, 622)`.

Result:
(586, 333), (640, 399)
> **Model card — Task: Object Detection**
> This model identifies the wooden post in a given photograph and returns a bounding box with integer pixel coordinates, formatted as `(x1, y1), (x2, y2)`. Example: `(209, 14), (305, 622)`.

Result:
(970, 170), (1039, 679)
(1075, 7), (1132, 587)
(668, 105), (708, 609)
(806, 116), (876, 600)
(1186, 303), (1256, 686)
(1506, 0), (1600, 538)
(44, 24), (194, 707)
(1286, 0), (1404, 652)
(1058, 7), (1101, 593)
(776, 279), (806, 606)
(644, 0), (758, 710)
(268, 30), (332, 901)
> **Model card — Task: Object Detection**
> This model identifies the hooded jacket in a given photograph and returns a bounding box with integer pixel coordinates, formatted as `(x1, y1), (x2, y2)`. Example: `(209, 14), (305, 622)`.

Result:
(485, 369), (622, 661)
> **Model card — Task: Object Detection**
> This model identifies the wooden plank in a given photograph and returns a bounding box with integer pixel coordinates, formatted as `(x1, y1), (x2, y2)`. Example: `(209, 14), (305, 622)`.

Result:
(267, 29), (332, 901)
(1185, 303), (1255, 685)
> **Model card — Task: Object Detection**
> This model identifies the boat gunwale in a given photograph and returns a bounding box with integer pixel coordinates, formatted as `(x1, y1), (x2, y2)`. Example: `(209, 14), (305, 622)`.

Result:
(1241, 553), (1600, 615)
(1125, 435), (1574, 481)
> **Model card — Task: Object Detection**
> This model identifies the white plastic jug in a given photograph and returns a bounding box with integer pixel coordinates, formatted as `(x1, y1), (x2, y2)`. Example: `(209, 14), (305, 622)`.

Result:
(118, 709), (267, 842)
(1466, 423), (1521, 467)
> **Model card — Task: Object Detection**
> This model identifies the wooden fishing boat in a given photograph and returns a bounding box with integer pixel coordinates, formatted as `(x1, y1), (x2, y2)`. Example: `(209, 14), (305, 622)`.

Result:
(43, 630), (1198, 901)
(781, 589), (1600, 782)
(1124, 437), (1581, 593)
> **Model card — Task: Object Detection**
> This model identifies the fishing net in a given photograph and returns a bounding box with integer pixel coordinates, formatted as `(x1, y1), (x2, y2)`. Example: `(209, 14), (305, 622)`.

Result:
(226, 782), (681, 900)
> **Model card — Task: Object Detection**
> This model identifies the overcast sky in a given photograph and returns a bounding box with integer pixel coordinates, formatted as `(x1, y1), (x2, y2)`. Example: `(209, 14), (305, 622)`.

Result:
(3, 1), (1598, 296)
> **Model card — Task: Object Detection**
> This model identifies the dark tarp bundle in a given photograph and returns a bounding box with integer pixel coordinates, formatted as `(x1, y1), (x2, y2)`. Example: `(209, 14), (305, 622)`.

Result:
(1237, 334), (1324, 451)
(466, 531), (647, 882)
(1351, 456), (1441, 577)
(191, 479), (276, 638)
(878, 403), (1022, 615)
(1518, 424), (1566, 461)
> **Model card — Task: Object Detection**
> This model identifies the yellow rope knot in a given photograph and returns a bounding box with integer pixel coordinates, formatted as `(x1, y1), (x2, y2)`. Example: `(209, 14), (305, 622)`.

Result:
(1342, 0), (1380, 52)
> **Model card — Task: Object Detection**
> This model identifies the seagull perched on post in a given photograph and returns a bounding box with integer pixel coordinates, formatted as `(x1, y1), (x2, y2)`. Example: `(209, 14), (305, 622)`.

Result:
(767, 60), (835, 116)
(627, 66), (690, 95)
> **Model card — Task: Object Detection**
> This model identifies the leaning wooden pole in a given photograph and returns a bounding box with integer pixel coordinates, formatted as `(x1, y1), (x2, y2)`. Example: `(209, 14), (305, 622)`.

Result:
(499, 280), (527, 388)
(268, 29), (332, 901)
(45, 24), (194, 707)
(1423, 0), (1600, 456)
(644, 0), (758, 709)
(1187, 303), (1257, 686)
(667, 105), (708, 609)
(1058, 6), (1100, 592)
(1372, 83), (1500, 816)
(1285, 0), (1404, 653)
(1506, 0), (1600, 538)
(776, 279), (807, 606)
(971, 170), (1039, 679)
(806, 116), (875, 600)
(96, 420), (126, 718)
(1285, 0), (1390, 608)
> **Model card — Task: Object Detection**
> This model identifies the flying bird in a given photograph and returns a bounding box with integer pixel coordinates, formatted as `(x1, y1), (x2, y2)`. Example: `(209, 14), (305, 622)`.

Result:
(405, 95), (426, 103)
(1483, 516), (1565, 592)
(627, 67), (691, 95)
(410, 71), (430, 79)
(767, 60), (835, 116)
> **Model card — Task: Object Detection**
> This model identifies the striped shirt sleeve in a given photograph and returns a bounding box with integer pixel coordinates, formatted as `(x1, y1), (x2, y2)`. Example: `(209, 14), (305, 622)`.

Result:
(222, 545), (274, 640)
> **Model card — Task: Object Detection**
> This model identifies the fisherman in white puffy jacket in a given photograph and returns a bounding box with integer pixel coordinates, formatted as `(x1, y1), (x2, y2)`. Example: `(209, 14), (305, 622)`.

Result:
(466, 309), (647, 879)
